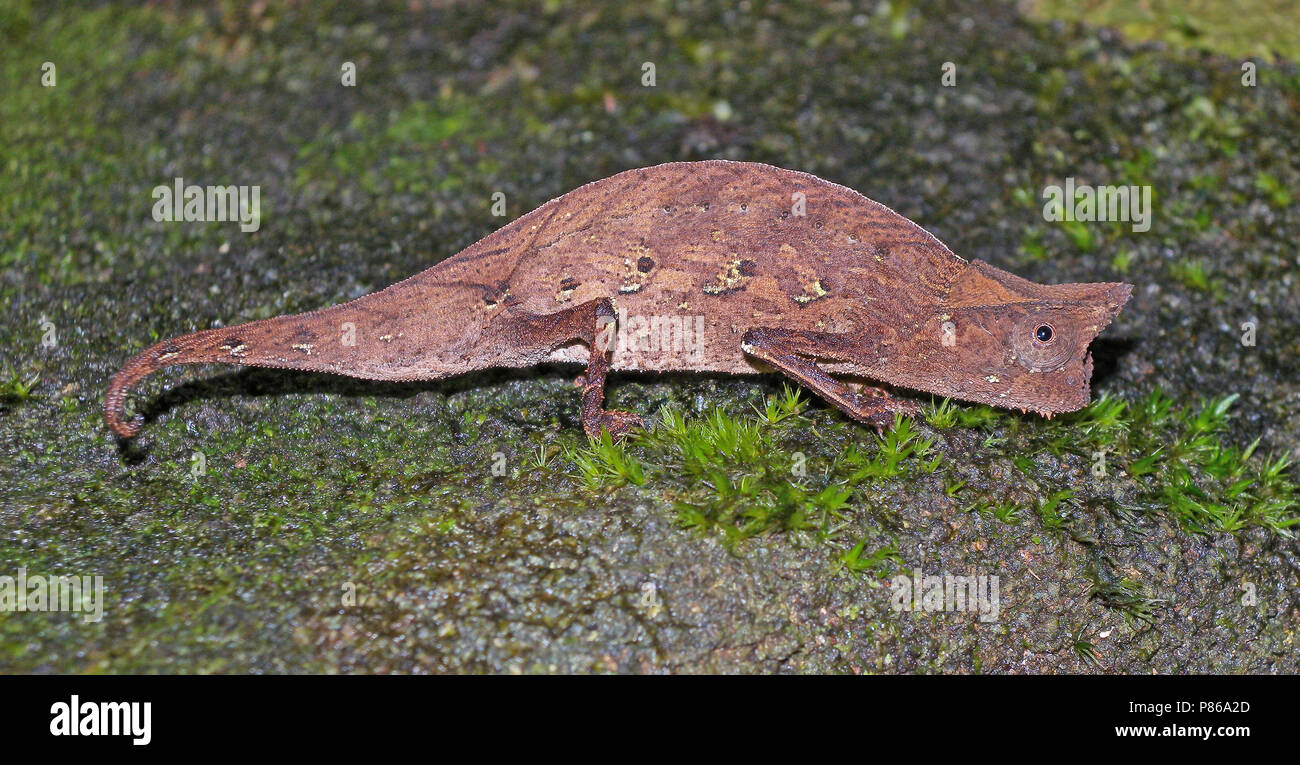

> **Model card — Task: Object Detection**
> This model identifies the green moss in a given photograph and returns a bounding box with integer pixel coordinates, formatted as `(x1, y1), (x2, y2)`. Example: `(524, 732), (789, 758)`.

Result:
(566, 430), (647, 490)
(838, 539), (903, 576)
(295, 97), (507, 201)
(1, 6), (205, 286)
(1027, 0), (1300, 61)
(924, 397), (959, 429)
(1046, 392), (1298, 536)
(1254, 171), (1292, 208)
(573, 386), (1296, 569)
(1169, 258), (1212, 292)
(566, 393), (942, 546)
(1109, 249), (1134, 275)
(0, 371), (40, 405)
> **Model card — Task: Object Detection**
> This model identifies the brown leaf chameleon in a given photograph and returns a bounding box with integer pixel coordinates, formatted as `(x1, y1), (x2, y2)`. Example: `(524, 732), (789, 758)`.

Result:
(105, 160), (1132, 440)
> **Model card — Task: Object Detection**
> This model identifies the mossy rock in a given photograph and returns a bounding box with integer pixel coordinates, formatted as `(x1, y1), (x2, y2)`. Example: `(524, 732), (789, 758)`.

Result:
(1, 0), (1297, 673)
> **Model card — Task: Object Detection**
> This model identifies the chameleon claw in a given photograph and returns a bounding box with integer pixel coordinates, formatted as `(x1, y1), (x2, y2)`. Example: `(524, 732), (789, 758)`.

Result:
(584, 409), (643, 441)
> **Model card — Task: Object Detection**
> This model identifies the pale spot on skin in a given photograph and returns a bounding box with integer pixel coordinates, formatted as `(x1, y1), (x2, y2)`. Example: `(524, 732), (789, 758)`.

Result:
(702, 257), (749, 295)
(793, 279), (827, 304)
(292, 343), (314, 355)
(619, 258), (647, 293)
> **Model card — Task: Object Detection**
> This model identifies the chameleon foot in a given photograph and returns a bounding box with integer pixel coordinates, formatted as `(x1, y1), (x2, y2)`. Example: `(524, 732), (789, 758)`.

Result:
(742, 327), (921, 433)
(849, 393), (921, 433)
(583, 409), (644, 440)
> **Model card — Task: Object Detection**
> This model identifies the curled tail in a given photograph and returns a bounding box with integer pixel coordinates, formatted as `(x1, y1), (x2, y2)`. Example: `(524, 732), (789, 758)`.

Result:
(104, 307), (365, 438)
(104, 326), (261, 438)
(104, 271), (527, 438)
(103, 283), (486, 438)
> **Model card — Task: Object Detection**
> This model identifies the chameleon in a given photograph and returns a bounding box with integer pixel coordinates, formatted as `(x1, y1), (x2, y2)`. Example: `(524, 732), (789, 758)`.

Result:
(105, 160), (1132, 440)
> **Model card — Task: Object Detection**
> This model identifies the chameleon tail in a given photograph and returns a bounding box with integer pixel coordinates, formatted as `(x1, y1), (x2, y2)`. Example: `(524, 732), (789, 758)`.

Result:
(103, 307), (356, 438)
(105, 275), (488, 438)
(104, 326), (253, 438)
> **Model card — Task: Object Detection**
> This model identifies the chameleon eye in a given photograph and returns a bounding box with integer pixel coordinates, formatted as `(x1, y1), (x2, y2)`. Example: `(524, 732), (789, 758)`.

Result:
(1013, 317), (1071, 371)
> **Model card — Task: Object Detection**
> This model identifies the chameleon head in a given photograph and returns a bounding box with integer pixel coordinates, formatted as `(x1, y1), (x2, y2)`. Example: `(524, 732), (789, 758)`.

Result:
(931, 260), (1132, 415)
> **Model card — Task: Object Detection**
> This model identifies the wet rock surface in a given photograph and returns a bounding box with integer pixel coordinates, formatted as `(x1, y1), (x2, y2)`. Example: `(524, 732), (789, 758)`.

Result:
(1, 1), (1297, 672)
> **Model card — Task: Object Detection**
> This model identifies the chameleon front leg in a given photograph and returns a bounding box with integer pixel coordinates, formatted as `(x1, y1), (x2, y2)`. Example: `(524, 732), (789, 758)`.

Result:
(501, 297), (643, 439)
(577, 299), (643, 440)
(740, 327), (919, 432)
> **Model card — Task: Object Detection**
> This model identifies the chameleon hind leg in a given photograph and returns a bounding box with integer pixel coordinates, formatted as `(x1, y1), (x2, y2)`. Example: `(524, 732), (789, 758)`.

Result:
(740, 327), (919, 432)
(499, 297), (643, 439)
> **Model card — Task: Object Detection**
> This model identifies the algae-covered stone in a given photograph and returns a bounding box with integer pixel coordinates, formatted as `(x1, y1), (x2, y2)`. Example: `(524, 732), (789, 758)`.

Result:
(1, 1), (1297, 673)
